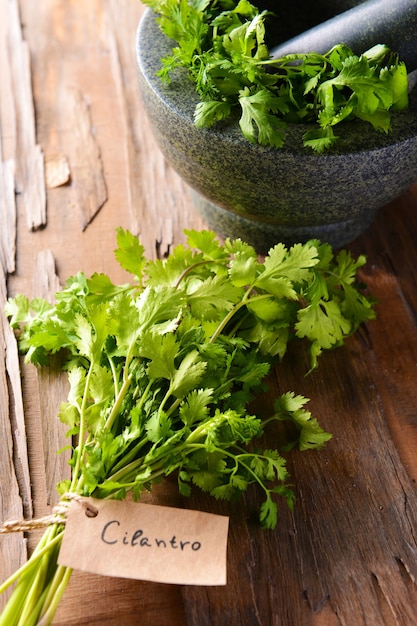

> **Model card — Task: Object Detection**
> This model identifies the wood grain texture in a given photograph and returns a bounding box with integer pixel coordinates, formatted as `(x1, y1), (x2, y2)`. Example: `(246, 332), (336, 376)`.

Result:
(5, 0), (46, 231)
(182, 283), (417, 625)
(32, 251), (71, 509)
(1, 0), (417, 623)
(0, 275), (28, 607)
(0, 1), (31, 599)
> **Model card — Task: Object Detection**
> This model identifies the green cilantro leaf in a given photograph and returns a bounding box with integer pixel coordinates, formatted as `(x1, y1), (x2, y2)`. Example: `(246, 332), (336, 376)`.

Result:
(180, 388), (214, 427)
(114, 228), (146, 279)
(145, 410), (174, 443)
(254, 242), (319, 297)
(187, 275), (242, 320)
(170, 349), (207, 398)
(239, 88), (287, 147)
(259, 494), (278, 529)
(295, 299), (352, 369)
(302, 126), (338, 153)
(194, 99), (233, 128)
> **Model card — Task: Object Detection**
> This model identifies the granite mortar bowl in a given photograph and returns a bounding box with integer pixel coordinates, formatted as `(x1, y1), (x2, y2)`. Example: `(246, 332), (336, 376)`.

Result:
(136, 8), (417, 252)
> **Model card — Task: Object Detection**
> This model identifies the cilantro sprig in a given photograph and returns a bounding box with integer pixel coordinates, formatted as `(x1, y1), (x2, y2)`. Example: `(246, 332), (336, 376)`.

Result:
(143, 0), (409, 151)
(1, 229), (374, 624)
(6, 229), (374, 522)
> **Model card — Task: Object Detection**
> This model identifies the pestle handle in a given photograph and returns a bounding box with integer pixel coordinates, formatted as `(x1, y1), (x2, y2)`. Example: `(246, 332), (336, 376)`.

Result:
(270, 0), (417, 72)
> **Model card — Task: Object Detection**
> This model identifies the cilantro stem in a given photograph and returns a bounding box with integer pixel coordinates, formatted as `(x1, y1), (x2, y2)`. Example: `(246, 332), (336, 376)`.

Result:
(209, 446), (278, 499)
(104, 455), (147, 484)
(209, 295), (250, 344)
(38, 566), (73, 626)
(69, 362), (95, 491)
(165, 395), (182, 418)
(108, 355), (120, 397)
(17, 563), (48, 626)
(174, 259), (217, 289)
(103, 339), (140, 433)
(0, 528), (64, 626)
(209, 291), (273, 343)
(103, 371), (132, 431)
(107, 437), (150, 477)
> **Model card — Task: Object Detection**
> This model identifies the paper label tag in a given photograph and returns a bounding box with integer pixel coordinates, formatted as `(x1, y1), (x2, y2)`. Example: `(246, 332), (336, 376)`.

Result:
(58, 497), (229, 586)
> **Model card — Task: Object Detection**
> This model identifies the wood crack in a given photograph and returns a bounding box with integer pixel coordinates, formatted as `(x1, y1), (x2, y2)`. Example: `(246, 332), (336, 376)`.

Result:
(68, 87), (108, 230)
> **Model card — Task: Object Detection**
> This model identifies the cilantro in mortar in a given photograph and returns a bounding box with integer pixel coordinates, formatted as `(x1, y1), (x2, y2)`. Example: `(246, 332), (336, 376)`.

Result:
(142, 0), (409, 151)
(0, 229), (375, 624)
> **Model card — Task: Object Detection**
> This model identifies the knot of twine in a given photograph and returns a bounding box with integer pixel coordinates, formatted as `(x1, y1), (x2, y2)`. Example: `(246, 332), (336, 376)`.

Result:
(0, 493), (98, 534)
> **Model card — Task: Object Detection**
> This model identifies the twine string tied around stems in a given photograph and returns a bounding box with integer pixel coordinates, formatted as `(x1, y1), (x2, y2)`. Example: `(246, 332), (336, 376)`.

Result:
(0, 493), (98, 534)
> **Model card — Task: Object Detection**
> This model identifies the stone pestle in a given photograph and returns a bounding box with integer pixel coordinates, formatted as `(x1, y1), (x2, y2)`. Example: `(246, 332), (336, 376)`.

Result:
(269, 0), (417, 74)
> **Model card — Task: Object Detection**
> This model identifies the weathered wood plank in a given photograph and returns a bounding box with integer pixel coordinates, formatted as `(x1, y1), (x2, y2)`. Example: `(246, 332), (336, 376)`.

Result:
(32, 250), (71, 508)
(0, 1), (32, 609)
(0, 0), (17, 274)
(0, 275), (28, 610)
(182, 334), (417, 625)
(0, 159), (16, 275)
(5, 0), (46, 230)
(182, 195), (417, 626)
(68, 87), (108, 230)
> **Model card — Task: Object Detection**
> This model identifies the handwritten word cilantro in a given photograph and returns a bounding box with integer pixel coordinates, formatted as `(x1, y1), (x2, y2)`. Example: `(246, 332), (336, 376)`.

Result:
(1, 229), (374, 624)
(143, 0), (409, 151)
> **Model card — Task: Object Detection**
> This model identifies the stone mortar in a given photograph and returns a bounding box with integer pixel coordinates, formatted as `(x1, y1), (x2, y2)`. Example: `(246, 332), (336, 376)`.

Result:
(136, 9), (417, 251)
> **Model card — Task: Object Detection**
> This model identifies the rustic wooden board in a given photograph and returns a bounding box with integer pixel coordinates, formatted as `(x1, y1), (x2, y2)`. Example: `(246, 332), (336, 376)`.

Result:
(1, 0), (417, 624)
(182, 204), (417, 624)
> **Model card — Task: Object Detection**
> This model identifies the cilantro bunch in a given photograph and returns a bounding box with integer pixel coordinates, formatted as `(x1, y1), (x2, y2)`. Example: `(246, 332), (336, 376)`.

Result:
(143, 0), (409, 151)
(1, 230), (374, 624)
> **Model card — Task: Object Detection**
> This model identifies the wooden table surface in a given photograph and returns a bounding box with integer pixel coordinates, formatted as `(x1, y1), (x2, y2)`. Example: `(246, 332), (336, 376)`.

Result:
(2, 1), (417, 624)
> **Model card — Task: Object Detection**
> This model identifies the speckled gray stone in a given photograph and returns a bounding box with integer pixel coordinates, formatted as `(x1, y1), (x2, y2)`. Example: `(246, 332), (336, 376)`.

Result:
(136, 9), (417, 251)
